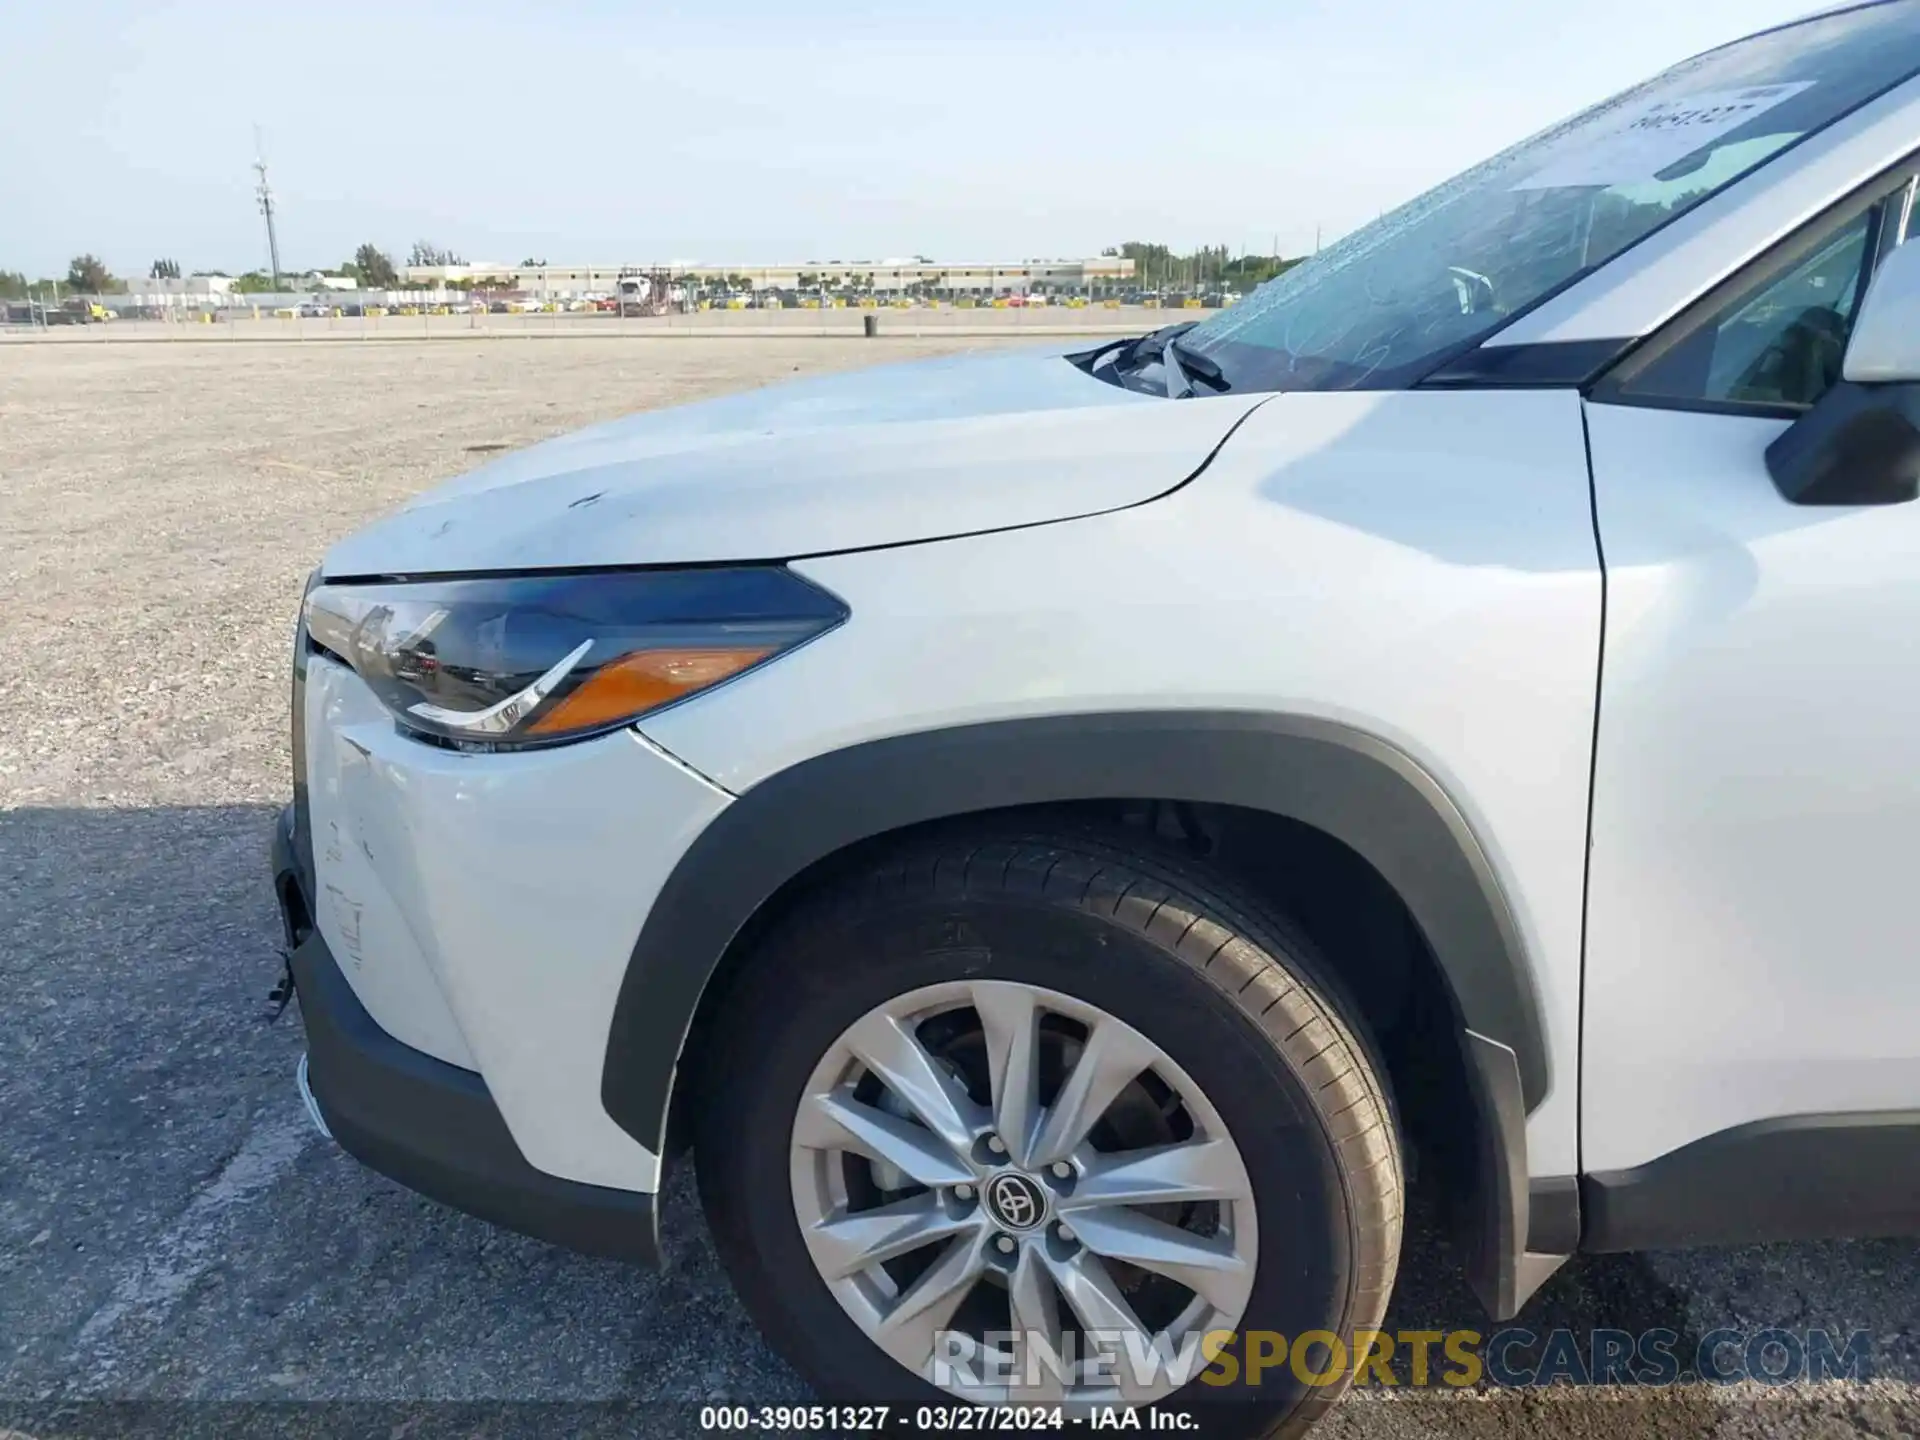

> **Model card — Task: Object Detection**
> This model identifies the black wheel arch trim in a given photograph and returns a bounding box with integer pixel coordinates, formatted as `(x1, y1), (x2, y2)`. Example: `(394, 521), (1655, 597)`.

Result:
(601, 710), (1552, 1153)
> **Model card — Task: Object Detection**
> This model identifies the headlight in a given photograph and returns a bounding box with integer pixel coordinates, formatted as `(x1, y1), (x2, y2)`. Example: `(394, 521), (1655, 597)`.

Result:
(304, 567), (846, 749)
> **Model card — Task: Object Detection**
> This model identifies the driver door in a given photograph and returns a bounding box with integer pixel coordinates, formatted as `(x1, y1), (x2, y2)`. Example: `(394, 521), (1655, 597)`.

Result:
(1578, 168), (1920, 1244)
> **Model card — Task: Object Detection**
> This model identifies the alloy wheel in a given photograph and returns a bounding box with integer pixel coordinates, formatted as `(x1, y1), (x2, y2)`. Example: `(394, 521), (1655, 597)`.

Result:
(788, 979), (1258, 1404)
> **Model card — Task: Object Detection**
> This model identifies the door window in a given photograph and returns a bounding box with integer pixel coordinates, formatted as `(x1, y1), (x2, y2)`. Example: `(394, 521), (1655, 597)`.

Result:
(1601, 178), (1914, 413)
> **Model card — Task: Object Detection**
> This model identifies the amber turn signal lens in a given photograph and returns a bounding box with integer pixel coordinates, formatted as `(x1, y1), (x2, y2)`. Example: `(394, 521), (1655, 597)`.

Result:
(526, 646), (775, 735)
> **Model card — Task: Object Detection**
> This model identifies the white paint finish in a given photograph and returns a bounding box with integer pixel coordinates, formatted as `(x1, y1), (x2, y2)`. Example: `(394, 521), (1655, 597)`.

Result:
(320, 347), (1264, 578)
(1581, 401), (1920, 1172)
(641, 388), (1603, 1178)
(1844, 234), (1920, 382)
(306, 655), (731, 1192)
(1490, 76), (1920, 347)
(417, 346), (1154, 509)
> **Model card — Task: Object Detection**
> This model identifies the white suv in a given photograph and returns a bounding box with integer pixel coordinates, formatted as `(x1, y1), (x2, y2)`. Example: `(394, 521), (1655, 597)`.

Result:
(274, 5), (1920, 1432)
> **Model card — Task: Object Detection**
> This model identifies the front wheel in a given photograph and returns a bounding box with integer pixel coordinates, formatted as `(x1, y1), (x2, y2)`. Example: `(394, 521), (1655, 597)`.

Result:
(696, 826), (1403, 1437)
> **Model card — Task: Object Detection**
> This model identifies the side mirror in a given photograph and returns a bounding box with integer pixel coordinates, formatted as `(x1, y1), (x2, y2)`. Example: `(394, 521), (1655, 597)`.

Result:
(1766, 240), (1920, 507)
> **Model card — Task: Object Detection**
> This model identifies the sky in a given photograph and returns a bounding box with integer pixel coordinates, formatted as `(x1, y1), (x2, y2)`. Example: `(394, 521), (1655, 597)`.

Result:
(2, 0), (1822, 280)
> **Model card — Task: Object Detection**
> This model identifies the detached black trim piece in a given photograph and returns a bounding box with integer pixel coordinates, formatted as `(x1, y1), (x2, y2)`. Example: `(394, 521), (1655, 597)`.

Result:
(1582, 1112), (1920, 1253)
(288, 925), (660, 1265)
(271, 803), (312, 949)
(1419, 339), (1634, 390)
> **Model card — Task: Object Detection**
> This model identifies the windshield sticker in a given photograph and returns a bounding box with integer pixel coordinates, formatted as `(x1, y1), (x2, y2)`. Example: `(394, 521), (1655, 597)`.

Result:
(1511, 82), (1812, 191)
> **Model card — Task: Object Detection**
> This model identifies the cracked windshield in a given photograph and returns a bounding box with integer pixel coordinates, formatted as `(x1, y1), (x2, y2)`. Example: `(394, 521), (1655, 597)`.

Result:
(1184, 2), (1920, 392)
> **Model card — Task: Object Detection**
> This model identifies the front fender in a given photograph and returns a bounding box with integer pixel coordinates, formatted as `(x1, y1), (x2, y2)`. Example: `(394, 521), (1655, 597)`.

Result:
(602, 714), (1558, 1318)
(603, 712), (1549, 1146)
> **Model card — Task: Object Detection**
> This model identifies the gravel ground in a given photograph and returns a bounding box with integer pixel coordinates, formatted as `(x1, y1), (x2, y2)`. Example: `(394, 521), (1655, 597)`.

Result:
(1, 340), (1916, 1439)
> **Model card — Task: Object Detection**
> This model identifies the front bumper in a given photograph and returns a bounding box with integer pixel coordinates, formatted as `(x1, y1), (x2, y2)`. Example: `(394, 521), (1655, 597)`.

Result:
(293, 651), (730, 1194)
(274, 805), (660, 1263)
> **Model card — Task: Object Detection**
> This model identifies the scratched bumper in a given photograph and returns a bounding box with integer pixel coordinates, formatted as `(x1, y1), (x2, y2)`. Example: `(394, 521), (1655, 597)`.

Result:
(288, 917), (661, 1262)
(297, 653), (731, 1196)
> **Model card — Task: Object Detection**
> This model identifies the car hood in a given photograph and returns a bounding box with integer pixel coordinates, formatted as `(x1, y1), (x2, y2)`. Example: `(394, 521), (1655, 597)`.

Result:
(320, 345), (1266, 577)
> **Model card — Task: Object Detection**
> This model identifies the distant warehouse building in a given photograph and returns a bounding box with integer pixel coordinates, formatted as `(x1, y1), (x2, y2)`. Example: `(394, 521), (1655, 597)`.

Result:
(401, 257), (1134, 295)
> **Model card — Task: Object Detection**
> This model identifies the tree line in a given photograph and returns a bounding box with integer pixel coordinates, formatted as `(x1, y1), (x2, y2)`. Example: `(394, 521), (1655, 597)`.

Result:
(1, 254), (120, 298)
(1104, 243), (1303, 293)
(6, 240), (1308, 301)
(0, 242), (420, 298)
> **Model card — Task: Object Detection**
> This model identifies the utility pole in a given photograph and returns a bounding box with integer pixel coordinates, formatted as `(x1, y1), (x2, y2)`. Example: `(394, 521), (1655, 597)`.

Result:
(253, 127), (282, 289)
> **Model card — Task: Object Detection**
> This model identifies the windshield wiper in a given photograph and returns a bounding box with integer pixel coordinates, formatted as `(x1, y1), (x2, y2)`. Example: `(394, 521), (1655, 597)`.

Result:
(1069, 332), (1144, 369)
(1071, 321), (1231, 398)
(1160, 334), (1229, 397)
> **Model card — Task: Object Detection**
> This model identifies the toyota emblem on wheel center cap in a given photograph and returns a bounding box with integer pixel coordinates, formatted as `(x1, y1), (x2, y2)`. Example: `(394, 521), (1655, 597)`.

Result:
(983, 1171), (1047, 1231)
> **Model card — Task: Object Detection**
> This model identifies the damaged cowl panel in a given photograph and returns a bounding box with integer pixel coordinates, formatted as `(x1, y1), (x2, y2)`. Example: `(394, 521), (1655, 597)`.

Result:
(319, 347), (1267, 577)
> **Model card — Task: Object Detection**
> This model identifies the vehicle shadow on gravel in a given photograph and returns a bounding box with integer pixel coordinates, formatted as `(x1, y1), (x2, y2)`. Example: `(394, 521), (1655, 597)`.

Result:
(2, 804), (1914, 1439)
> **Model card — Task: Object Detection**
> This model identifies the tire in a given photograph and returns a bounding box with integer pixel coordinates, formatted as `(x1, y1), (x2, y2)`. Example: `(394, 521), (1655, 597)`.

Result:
(695, 823), (1403, 1438)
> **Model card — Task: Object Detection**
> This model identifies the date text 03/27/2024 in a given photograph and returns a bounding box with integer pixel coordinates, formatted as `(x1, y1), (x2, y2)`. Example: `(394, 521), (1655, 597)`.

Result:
(698, 1406), (1199, 1432)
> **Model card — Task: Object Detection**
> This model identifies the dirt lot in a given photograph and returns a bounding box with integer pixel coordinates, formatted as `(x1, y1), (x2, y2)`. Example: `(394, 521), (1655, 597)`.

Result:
(1, 340), (1916, 1438)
